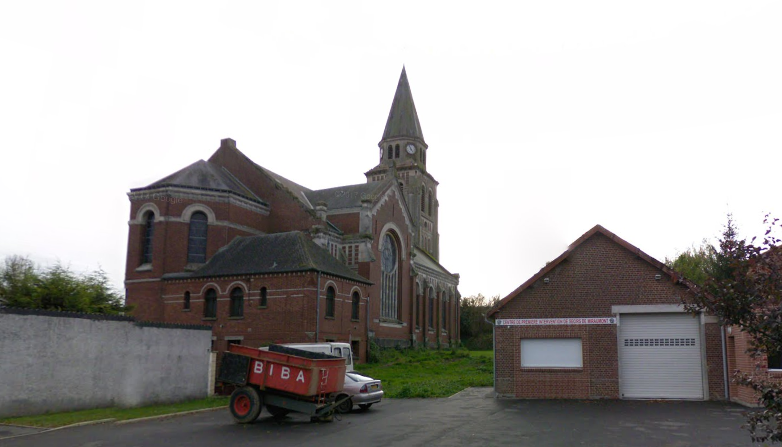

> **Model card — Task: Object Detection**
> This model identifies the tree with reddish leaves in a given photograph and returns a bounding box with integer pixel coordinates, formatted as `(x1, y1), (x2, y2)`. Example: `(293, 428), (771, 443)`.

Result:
(685, 215), (782, 443)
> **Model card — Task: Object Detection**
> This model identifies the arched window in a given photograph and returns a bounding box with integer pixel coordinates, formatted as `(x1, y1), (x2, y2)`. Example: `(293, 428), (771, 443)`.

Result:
(183, 291), (190, 310)
(260, 287), (268, 308)
(188, 212), (208, 263)
(326, 286), (335, 318)
(441, 291), (446, 329)
(423, 149), (426, 164)
(394, 144), (400, 158)
(351, 291), (360, 320)
(416, 283), (423, 329)
(428, 288), (435, 329)
(420, 185), (426, 212)
(380, 233), (399, 320)
(446, 293), (451, 332)
(204, 288), (217, 318)
(230, 287), (244, 317)
(428, 190), (433, 216)
(387, 145), (393, 159)
(141, 211), (155, 264)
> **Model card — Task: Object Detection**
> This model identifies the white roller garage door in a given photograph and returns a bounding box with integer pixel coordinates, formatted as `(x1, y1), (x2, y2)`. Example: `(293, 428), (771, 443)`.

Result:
(619, 313), (704, 399)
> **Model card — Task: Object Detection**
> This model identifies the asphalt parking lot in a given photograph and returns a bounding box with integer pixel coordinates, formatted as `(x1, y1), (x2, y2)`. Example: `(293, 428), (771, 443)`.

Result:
(0, 388), (755, 447)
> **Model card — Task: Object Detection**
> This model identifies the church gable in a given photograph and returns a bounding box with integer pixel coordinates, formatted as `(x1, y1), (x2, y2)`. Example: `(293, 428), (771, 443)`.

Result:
(370, 181), (414, 235)
(207, 138), (321, 233)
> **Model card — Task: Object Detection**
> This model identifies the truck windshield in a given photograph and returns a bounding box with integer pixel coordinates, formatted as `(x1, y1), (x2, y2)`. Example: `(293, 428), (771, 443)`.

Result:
(343, 349), (352, 365)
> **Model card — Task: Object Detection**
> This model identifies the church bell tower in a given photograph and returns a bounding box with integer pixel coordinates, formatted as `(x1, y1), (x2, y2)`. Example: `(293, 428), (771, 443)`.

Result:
(365, 67), (440, 259)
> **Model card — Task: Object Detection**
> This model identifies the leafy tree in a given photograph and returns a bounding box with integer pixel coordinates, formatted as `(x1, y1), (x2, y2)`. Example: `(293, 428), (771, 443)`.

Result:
(685, 215), (782, 443)
(665, 239), (717, 287)
(0, 255), (38, 308)
(0, 255), (129, 315)
(460, 294), (499, 350)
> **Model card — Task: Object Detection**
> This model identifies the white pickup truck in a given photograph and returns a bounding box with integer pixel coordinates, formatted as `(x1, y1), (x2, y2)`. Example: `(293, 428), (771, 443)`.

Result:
(278, 342), (354, 372)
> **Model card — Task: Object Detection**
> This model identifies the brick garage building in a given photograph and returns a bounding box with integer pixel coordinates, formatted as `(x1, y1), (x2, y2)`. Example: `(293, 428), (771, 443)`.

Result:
(488, 225), (727, 400)
(124, 68), (460, 361)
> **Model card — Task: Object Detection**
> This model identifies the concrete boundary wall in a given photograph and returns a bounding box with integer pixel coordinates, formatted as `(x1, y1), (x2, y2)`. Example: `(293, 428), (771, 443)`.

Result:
(0, 308), (212, 418)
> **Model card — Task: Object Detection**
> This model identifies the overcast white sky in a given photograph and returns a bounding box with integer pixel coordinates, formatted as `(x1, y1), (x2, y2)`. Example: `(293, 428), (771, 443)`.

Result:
(1, 1), (780, 300)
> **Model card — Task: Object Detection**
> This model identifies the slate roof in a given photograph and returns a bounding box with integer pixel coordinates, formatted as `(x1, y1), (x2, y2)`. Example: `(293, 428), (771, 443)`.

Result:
(382, 67), (425, 143)
(413, 247), (454, 276)
(256, 164), (314, 207)
(189, 232), (371, 284)
(306, 180), (392, 210)
(132, 160), (266, 205)
(413, 247), (458, 284)
(486, 225), (698, 318)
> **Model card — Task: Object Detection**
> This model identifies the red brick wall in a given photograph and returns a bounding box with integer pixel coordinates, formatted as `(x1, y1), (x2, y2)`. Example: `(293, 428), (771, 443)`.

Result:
(125, 194), (266, 321)
(705, 323), (727, 400)
(364, 190), (415, 345)
(159, 272), (370, 362)
(328, 213), (360, 234)
(495, 324), (617, 398)
(727, 328), (782, 406)
(125, 280), (165, 322)
(207, 144), (321, 233)
(493, 232), (724, 399)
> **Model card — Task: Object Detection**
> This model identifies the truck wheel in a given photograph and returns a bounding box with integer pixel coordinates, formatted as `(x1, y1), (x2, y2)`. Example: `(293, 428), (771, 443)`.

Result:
(230, 387), (263, 423)
(335, 395), (352, 414)
(266, 404), (290, 418)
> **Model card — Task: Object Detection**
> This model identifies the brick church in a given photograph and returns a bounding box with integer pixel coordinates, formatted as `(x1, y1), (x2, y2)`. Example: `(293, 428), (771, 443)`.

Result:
(124, 68), (460, 361)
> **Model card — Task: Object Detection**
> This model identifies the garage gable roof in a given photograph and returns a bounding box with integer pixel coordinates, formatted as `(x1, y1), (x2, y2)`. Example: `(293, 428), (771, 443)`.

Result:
(487, 224), (697, 318)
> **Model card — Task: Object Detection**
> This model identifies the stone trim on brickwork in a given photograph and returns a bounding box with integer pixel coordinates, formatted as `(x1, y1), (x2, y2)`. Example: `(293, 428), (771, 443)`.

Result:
(379, 223), (407, 261)
(134, 202), (161, 222)
(128, 186), (270, 216)
(181, 203), (217, 223)
(372, 186), (413, 233)
(611, 304), (686, 314)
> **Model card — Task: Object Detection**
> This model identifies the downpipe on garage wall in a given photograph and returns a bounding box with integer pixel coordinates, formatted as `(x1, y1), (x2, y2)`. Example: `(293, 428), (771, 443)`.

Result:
(485, 314), (497, 397)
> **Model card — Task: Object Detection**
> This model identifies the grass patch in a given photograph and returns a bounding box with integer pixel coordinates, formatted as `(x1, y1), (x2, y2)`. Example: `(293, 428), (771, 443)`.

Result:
(0, 396), (229, 428)
(357, 348), (493, 398)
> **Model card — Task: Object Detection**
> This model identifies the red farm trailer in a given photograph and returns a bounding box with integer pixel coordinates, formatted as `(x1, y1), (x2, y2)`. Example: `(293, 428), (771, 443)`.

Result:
(217, 344), (347, 423)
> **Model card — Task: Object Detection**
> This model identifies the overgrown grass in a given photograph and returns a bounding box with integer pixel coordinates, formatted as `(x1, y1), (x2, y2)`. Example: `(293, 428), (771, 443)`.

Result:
(0, 396), (229, 428)
(357, 348), (493, 398)
(468, 350), (493, 358)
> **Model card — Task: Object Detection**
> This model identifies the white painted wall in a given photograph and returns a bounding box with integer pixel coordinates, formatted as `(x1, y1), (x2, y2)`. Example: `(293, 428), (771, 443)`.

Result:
(0, 310), (212, 418)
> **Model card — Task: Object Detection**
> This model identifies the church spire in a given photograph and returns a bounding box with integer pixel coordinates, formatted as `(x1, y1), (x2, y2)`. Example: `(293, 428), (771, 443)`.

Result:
(381, 67), (425, 144)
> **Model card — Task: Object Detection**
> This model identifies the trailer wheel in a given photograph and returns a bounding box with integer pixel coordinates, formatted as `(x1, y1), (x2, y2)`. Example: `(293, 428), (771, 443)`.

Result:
(266, 404), (290, 418)
(335, 394), (352, 414)
(229, 386), (263, 423)
(311, 410), (334, 423)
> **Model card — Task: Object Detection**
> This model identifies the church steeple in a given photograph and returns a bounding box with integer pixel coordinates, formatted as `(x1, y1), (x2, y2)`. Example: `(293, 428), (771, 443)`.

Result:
(367, 66), (439, 259)
(382, 67), (426, 145)
(377, 67), (428, 169)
